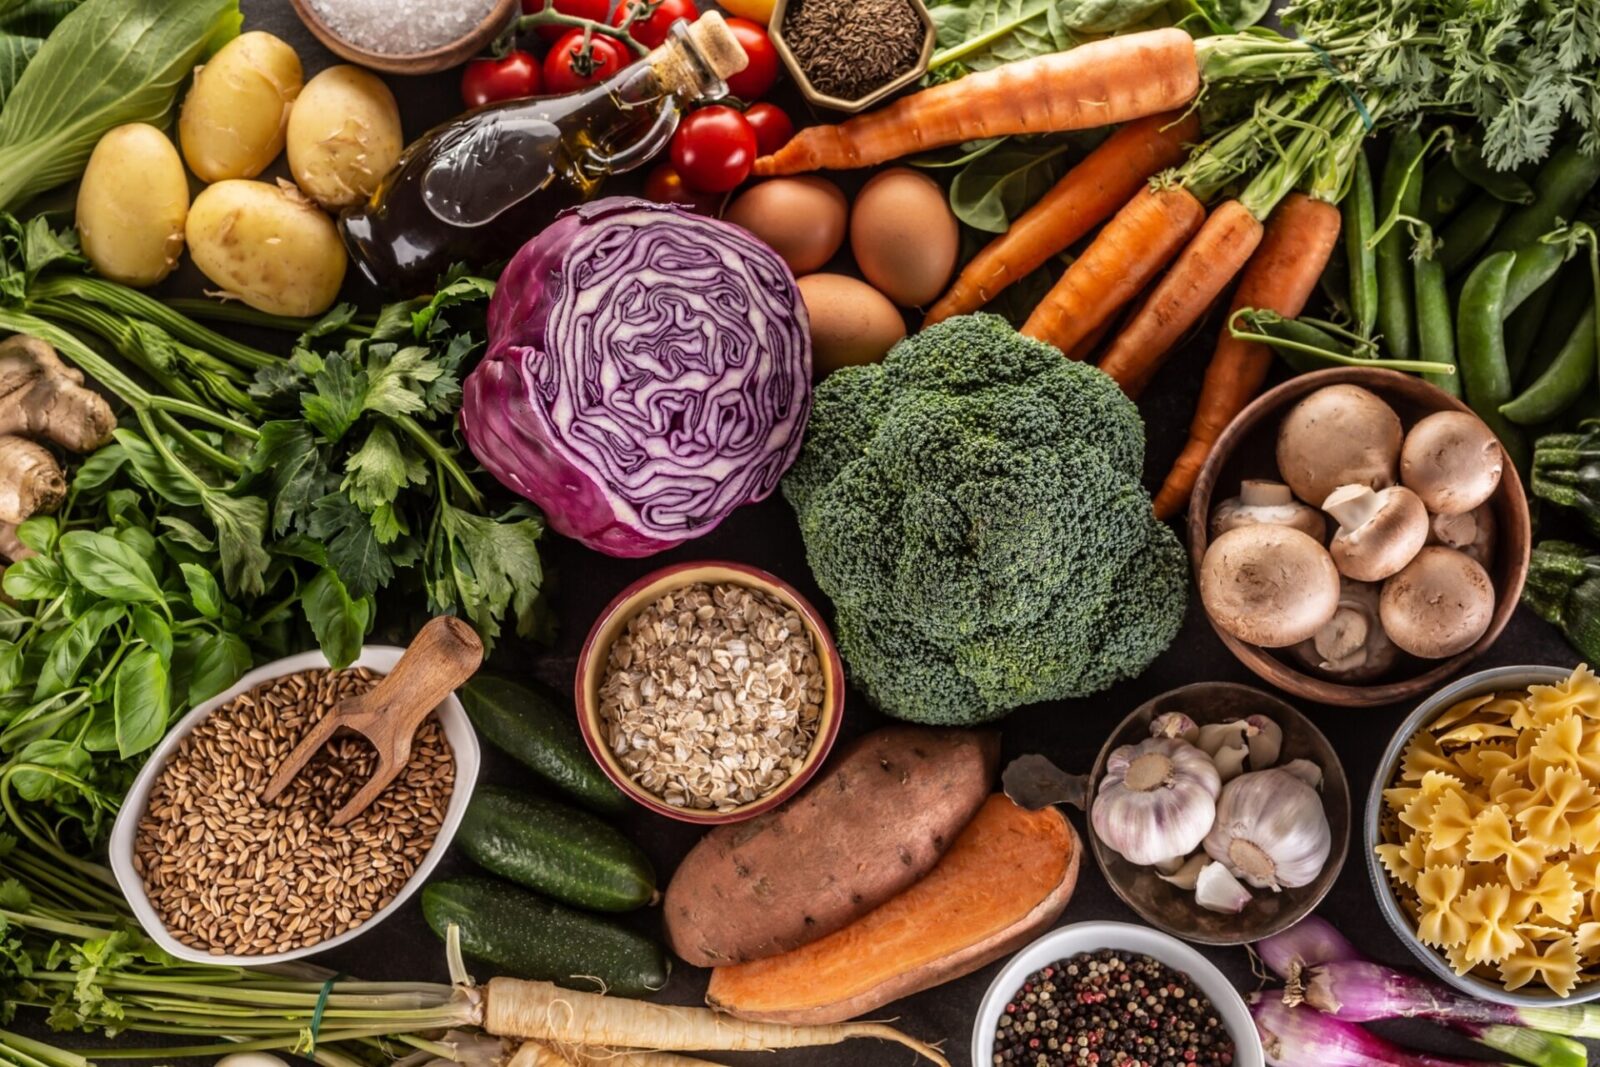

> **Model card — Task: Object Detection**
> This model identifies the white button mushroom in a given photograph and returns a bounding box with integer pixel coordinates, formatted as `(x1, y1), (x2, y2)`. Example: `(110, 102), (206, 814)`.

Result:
(1210, 479), (1328, 542)
(1290, 579), (1399, 681)
(1400, 410), (1504, 515)
(1199, 525), (1341, 648)
(1428, 503), (1496, 568)
(1379, 546), (1496, 658)
(1321, 483), (1429, 581)
(1276, 384), (1403, 506)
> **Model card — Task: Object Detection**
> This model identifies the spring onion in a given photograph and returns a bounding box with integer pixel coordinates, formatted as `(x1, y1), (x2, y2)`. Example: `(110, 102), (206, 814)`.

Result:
(1250, 996), (1516, 1067)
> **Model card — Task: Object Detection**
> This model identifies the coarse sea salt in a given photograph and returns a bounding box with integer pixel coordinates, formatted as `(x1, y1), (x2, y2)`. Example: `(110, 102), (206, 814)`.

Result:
(305, 0), (499, 55)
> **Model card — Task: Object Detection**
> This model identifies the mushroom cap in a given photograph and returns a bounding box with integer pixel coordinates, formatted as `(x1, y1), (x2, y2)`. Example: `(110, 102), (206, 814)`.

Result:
(1200, 524), (1341, 648)
(1276, 384), (1404, 506)
(1379, 546), (1496, 659)
(1324, 484), (1429, 582)
(1289, 579), (1399, 680)
(1400, 410), (1505, 515)
(1429, 503), (1496, 569)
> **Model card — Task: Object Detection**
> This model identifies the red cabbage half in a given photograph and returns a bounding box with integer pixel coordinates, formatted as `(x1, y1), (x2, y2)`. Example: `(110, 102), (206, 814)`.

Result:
(461, 197), (812, 557)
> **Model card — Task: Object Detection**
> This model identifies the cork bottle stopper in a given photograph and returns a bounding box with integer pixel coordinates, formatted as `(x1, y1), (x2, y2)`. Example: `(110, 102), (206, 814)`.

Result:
(687, 11), (750, 82)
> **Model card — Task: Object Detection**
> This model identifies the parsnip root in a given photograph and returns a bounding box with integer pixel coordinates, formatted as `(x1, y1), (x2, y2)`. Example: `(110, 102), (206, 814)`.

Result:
(483, 979), (948, 1066)
(509, 1043), (727, 1067)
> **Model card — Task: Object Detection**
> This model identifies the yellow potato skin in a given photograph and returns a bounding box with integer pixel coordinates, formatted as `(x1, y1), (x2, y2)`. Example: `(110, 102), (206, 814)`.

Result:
(287, 65), (403, 210)
(179, 31), (303, 183)
(186, 180), (347, 317)
(77, 124), (190, 288)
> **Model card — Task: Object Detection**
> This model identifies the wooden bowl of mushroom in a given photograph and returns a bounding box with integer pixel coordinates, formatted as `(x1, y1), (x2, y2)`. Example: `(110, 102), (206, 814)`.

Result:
(1188, 368), (1531, 708)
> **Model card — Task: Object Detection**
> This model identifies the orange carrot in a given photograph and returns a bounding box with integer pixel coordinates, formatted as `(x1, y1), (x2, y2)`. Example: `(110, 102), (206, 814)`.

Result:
(925, 110), (1200, 326)
(1151, 193), (1342, 519)
(1096, 198), (1265, 399)
(754, 29), (1201, 176)
(1020, 184), (1205, 355)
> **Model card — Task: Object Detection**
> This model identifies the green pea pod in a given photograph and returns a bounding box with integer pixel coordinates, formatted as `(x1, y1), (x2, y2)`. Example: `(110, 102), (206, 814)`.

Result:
(1457, 251), (1530, 471)
(1505, 280), (1557, 383)
(1413, 239), (1458, 397)
(1450, 140), (1536, 204)
(1344, 150), (1379, 339)
(1490, 142), (1600, 254)
(1520, 261), (1593, 386)
(1504, 240), (1570, 316)
(1419, 158), (1474, 227)
(1319, 239), (1354, 321)
(1502, 303), (1597, 425)
(1377, 130), (1425, 359)
(1230, 311), (1455, 377)
(1439, 194), (1509, 277)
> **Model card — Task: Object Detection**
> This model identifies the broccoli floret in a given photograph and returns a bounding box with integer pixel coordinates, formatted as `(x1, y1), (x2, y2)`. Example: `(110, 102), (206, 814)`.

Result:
(783, 313), (1187, 725)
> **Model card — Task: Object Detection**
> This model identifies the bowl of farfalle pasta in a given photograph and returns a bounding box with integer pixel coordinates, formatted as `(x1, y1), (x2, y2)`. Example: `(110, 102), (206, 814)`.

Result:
(1369, 663), (1600, 1005)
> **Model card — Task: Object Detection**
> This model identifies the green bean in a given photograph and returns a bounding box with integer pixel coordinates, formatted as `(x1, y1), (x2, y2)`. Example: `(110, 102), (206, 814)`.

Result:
(1450, 139), (1536, 204)
(1377, 130), (1425, 359)
(1505, 279), (1557, 383)
(1520, 260), (1592, 386)
(1419, 158), (1474, 227)
(1413, 233), (1458, 396)
(1343, 149), (1379, 338)
(1457, 251), (1530, 470)
(1439, 194), (1509, 276)
(1502, 303), (1597, 424)
(1490, 141), (1600, 253)
(1504, 240), (1570, 315)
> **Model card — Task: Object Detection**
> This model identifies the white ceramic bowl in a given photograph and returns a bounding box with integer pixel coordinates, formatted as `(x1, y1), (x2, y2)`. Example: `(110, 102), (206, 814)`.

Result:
(108, 645), (480, 966)
(971, 922), (1265, 1067)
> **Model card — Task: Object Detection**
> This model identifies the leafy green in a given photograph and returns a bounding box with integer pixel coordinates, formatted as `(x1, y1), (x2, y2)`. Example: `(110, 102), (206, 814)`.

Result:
(112, 647), (167, 758)
(928, 0), (1069, 72)
(949, 141), (1075, 231)
(0, 0), (240, 209)
(0, 0), (80, 110)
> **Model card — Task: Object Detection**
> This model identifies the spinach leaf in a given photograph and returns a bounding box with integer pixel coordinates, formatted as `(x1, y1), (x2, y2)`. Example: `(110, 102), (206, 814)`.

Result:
(929, 0), (1067, 72)
(950, 142), (1074, 232)
(0, 0), (240, 210)
(112, 646), (167, 758)
(59, 530), (162, 602)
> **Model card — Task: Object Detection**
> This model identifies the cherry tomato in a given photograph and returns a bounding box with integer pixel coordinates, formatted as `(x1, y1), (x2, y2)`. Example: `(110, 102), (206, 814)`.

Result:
(742, 101), (793, 156)
(613, 0), (697, 48)
(716, 0), (774, 22)
(723, 17), (779, 101)
(522, 0), (616, 41)
(460, 51), (543, 109)
(671, 105), (757, 193)
(543, 29), (631, 93)
(644, 162), (722, 213)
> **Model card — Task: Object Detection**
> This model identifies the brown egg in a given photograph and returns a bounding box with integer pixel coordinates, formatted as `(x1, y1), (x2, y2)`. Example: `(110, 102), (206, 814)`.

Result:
(850, 167), (959, 308)
(798, 274), (906, 377)
(723, 178), (848, 275)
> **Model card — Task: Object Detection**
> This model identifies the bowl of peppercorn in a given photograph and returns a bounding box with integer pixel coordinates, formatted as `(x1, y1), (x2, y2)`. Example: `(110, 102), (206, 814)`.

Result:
(973, 921), (1265, 1067)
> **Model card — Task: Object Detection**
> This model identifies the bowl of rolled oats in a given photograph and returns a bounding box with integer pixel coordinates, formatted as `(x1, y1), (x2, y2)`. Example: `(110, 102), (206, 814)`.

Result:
(576, 561), (845, 824)
(108, 644), (479, 965)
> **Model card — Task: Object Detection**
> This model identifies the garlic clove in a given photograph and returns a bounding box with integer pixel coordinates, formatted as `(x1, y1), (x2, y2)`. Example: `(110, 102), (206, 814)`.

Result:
(1154, 854), (1188, 876)
(1150, 712), (1200, 743)
(1211, 739), (1249, 781)
(1196, 720), (1252, 757)
(1195, 862), (1253, 914)
(1158, 853), (1209, 891)
(1244, 714), (1283, 769)
(1280, 758), (1324, 789)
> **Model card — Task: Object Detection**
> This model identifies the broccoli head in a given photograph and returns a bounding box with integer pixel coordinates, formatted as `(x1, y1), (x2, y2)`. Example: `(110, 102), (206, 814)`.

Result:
(783, 313), (1188, 725)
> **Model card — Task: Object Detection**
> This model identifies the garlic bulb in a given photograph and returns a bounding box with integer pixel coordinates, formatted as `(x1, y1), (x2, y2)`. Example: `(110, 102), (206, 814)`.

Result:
(1203, 767), (1331, 891)
(1092, 737), (1221, 868)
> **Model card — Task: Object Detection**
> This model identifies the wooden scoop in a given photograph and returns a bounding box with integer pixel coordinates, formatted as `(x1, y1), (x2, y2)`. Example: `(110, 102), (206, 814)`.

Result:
(261, 616), (483, 827)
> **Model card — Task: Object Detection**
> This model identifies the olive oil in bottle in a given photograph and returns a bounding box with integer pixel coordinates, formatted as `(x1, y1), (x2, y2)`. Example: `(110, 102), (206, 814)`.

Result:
(341, 14), (747, 293)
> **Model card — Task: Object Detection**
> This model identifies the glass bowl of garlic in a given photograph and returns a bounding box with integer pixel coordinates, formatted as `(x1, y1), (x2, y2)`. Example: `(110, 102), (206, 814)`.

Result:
(1004, 681), (1350, 945)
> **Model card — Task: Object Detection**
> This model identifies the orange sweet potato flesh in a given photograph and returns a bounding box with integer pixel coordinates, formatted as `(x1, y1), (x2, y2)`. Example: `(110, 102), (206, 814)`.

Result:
(664, 726), (998, 968)
(705, 795), (1081, 1024)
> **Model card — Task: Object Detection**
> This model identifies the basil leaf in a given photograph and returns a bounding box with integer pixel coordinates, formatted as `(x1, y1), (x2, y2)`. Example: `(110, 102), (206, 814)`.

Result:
(34, 601), (123, 700)
(174, 631), (250, 706)
(301, 568), (372, 670)
(0, 0), (240, 211)
(69, 440), (126, 491)
(2, 555), (64, 600)
(113, 646), (168, 757)
(10, 738), (90, 800)
(156, 515), (215, 552)
(59, 529), (162, 601)
(180, 562), (223, 619)
(129, 603), (172, 664)
(14, 514), (54, 553)
(0, 638), (23, 693)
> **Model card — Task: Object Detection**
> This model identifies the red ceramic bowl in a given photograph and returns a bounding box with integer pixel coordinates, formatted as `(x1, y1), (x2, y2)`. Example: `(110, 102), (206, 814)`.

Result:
(575, 561), (845, 824)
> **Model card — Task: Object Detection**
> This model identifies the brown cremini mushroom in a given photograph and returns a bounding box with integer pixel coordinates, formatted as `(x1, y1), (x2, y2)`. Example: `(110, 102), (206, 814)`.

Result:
(1199, 525), (1341, 648)
(1322, 483), (1429, 581)
(1276, 384), (1403, 506)
(1290, 579), (1398, 681)
(1379, 546), (1496, 659)
(1429, 504), (1496, 569)
(1400, 410), (1504, 516)
(1210, 479), (1327, 542)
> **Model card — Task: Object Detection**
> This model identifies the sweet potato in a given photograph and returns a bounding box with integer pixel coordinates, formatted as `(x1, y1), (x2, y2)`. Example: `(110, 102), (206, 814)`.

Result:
(664, 727), (998, 967)
(705, 796), (1080, 1023)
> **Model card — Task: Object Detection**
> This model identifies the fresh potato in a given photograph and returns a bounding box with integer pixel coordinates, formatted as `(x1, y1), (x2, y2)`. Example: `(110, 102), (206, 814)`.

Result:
(179, 31), (302, 182)
(77, 124), (189, 288)
(186, 180), (346, 316)
(287, 66), (403, 210)
(663, 726), (998, 968)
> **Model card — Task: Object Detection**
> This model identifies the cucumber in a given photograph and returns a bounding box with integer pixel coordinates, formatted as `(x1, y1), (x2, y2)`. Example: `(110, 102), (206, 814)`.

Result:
(459, 675), (628, 815)
(423, 877), (669, 996)
(457, 787), (656, 912)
